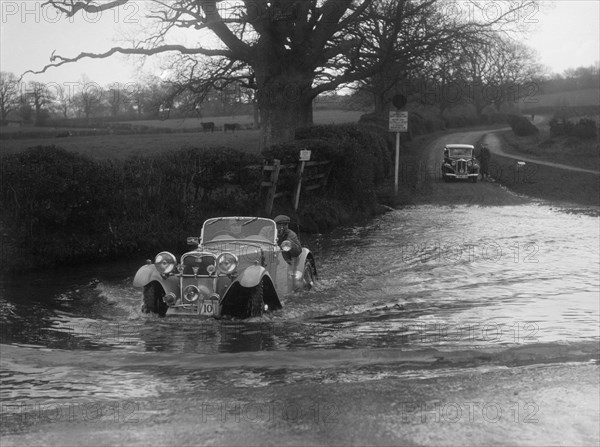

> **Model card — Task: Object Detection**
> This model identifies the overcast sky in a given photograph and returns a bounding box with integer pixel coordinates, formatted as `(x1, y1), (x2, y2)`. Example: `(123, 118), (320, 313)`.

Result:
(1, 0), (598, 88)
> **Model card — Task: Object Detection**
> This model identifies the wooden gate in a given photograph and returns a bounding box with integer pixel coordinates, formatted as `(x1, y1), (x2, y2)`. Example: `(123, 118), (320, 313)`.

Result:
(261, 159), (332, 214)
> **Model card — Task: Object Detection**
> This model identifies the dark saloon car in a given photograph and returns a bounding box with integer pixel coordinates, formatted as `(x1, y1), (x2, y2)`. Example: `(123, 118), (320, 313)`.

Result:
(441, 144), (480, 182)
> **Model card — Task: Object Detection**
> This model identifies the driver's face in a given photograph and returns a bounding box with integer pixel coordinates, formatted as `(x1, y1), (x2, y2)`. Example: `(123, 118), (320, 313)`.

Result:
(276, 223), (287, 235)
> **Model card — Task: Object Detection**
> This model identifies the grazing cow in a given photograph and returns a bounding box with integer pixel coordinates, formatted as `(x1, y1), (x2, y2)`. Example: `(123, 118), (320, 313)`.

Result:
(202, 122), (215, 132)
(224, 123), (237, 132)
(56, 131), (72, 138)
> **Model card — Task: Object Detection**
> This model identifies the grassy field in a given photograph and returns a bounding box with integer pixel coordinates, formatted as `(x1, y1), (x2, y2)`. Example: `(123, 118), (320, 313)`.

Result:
(490, 148), (599, 207)
(520, 88), (600, 111)
(0, 109), (364, 160)
(499, 116), (600, 172)
(0, 129), (263, 160)
(121, 109), (364, 129)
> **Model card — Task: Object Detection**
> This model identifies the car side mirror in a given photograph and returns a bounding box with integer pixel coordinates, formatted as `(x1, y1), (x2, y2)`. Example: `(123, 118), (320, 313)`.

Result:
(187, 237), (199, 246)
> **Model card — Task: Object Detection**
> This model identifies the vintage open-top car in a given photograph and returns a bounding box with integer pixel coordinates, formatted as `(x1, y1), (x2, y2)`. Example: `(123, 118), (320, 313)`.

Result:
(133, 217), (317, 319)
(441, 144), (480, 182)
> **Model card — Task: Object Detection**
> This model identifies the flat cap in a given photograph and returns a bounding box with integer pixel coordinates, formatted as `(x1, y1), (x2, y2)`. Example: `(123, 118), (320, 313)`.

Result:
(274, 215), (290, 224)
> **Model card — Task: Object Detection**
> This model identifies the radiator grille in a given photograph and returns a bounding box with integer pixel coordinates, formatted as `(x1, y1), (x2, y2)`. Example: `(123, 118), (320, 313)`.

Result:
(181, 253), (216, 275)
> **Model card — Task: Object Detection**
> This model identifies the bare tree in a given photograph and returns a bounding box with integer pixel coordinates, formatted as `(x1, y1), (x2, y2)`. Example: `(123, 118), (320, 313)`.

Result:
(0, 72), (20, 123)
(486, 38), (545, 109)
(353, 0), (475, 114)
(73, 76), (103, 121)
(106, 86), (129, 118)
(29, 0), (538, 146)
(25, 1), (383, 146)
(53, 84), (72, 119)
(25, 82), (55, 126)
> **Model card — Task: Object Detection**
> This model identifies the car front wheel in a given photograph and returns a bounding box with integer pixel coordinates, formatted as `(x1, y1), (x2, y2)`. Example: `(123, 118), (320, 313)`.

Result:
(142, 282), (168, 317)
(248, 280), (264, 317)
(302, 261), (316, 290)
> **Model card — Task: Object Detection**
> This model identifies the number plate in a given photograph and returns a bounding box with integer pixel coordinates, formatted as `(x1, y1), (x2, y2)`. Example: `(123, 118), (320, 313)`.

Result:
(456, 175), (467, 179)
(200, 299), (220, 316)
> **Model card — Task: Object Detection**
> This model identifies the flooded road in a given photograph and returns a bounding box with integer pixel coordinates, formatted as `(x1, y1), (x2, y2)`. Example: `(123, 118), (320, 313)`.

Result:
(1, 130), (599, 446)
(1, 202), (599, 446)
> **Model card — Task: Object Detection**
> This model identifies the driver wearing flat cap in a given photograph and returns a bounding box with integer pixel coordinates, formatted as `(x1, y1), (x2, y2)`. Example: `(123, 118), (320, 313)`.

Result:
(274, 215), (302, 263)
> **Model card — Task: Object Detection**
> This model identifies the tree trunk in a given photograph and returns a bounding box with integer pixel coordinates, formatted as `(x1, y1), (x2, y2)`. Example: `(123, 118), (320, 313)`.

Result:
(259, 101), (297, 150)
(298, 99), (313, 128)
(256, 71), (314, 151)
(374, 91), (387, 115)
(252, 99), (260, 129)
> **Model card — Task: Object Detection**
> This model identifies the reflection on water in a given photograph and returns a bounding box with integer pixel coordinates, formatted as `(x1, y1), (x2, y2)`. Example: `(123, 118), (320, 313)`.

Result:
(1, 204), (598, 402)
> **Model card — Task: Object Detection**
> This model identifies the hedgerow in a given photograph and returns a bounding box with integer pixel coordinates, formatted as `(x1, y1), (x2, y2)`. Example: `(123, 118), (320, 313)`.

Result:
(0, 124), (397, 270)
(0, 146), (263, 270)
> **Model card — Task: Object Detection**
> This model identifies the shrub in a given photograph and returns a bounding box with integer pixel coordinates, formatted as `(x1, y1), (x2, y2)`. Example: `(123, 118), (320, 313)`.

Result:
(263, 124), (392, 211)
(298, 123), (391, 174)
(508, 114), (539, 136)
(549, 117), (597, 140)
(357, 112), (387, 130)
(573, 118), (597, 139)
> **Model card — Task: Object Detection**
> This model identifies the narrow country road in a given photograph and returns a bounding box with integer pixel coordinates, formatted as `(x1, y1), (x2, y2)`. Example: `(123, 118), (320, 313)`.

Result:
(413, 129), (530, 206)
(482, 131), (600, 175)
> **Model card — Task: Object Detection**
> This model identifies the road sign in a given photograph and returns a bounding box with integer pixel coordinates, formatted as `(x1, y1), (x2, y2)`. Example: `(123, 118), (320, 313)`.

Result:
(392, 94), (407, 109)
(299, 150), (311, 161)
(389, 111), (408, 132)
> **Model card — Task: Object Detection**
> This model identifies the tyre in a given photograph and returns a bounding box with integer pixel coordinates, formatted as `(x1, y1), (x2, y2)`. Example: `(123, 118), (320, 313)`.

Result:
(248, 280), (264, 317)
(302, 261), (316, 290)
(471, 176), (478, 183)
(142, 282), (168, 317)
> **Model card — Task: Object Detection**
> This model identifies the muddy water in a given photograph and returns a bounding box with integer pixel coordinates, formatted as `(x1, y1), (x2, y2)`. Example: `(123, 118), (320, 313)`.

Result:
(1, 204), (598, 410)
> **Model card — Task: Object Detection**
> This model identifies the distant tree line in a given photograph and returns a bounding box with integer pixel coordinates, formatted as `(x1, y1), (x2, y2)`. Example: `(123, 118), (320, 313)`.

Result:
(1, 62), (597, 129)
(19, 0), (549, 148)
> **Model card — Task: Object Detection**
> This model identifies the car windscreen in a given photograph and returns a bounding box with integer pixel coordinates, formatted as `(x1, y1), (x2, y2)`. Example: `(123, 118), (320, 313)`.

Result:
(448, 148), (472, 157)
(201, 218), (276, 244)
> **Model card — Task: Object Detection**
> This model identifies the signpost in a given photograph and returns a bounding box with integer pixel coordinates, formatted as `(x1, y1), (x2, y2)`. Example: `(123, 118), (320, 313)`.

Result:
(294, 150), (311, 211)
(389, 95), (408, 194)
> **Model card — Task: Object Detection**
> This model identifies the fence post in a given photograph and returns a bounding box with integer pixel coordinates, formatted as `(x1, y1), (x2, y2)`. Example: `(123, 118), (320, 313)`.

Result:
(265, 159), (281, 215)
(292, 160), (306, 212)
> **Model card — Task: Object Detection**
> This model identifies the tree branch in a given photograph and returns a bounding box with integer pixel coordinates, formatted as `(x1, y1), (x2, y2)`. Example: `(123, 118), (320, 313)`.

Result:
(21, 45), (233, 79)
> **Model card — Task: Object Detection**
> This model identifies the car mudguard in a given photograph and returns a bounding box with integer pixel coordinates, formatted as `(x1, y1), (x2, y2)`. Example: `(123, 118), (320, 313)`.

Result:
(283, 248), (315, 291)
(132, 264), (178, 295)
(236, 264), (268, 288)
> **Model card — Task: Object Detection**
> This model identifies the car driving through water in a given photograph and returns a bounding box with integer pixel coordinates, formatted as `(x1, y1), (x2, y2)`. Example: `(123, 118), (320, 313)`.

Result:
(132, 216), (318, 319)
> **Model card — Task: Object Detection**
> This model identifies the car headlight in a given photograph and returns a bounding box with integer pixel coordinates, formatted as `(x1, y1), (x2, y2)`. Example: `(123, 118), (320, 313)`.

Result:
(281, 240), (292, 252)
(155, 251), (176, 275)
(216, 252), (238, 274)
(467, 160), (472, 167)
(163, 292), (177, 306)
(183, 285), (200, 303)
(451, 160), (456, 167)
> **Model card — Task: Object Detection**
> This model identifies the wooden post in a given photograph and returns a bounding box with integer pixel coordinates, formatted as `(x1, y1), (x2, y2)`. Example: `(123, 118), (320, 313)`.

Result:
(394, 131), (400, 194)
(265, 159), (281, 215)
(293, 160), (306, 212)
